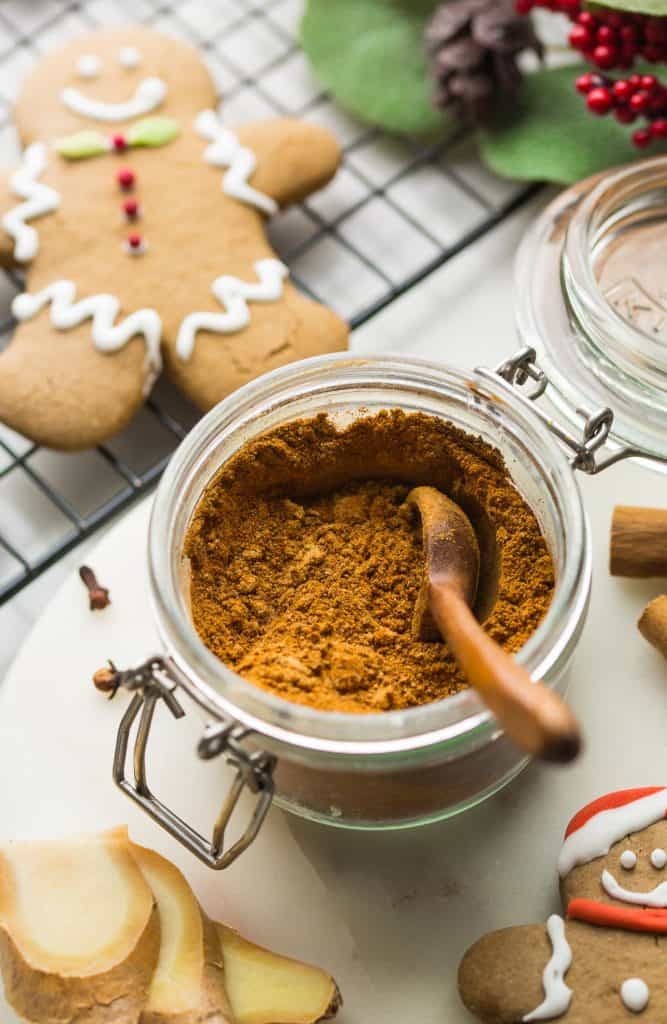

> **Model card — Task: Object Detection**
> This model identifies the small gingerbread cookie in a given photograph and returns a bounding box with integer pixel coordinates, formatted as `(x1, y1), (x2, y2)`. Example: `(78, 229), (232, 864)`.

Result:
(0, 27), (348, 450)
(460, 788), (667, 1022)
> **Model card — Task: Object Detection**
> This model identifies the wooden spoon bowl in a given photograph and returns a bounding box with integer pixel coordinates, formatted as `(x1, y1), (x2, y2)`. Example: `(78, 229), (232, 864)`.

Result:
(407, 486), (581, 764)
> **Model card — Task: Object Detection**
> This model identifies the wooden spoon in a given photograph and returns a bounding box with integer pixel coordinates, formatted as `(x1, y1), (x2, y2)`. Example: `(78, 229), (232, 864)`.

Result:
(407, 486), (581, 764)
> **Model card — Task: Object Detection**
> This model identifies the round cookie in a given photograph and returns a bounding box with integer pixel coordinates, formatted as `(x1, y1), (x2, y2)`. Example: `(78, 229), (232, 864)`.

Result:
(0, 26), (348, 450)
(460, 788), (667, 1022)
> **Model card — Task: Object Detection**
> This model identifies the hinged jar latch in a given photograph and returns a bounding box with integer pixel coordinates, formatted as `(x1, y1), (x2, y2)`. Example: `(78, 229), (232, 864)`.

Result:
(480, 347), (652, 474)
(112, 655), (276, 869)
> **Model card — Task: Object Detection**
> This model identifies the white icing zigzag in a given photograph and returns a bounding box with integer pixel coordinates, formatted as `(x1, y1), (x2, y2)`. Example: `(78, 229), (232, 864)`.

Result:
(523, 915), (573, 1023)
(176, 258), (288, 361)
(195, 110), (278, 216)
(3, 143), (61, 262)
(12, 281), (162, 396)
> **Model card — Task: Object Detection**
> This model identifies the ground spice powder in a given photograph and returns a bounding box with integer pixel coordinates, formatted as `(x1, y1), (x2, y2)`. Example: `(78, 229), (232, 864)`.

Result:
(184, 410), (554, 713)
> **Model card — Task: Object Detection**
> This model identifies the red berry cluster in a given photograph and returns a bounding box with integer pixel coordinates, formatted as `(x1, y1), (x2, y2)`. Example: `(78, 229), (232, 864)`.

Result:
(568, 9), (667, 69)
(576, 71), (667, 146)
(515, 0), (667, 148)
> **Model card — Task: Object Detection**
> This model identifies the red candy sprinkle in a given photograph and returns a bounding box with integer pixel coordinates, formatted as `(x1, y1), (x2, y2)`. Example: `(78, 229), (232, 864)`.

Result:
(117, 168), (135, 191)
(112, 133), (127, 153)
(127, 232), (142, 250)
(123, 198), (140, 220)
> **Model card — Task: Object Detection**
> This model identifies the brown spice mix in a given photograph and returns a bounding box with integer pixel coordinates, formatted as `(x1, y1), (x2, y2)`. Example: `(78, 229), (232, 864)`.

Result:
(184, 411), (554, 713)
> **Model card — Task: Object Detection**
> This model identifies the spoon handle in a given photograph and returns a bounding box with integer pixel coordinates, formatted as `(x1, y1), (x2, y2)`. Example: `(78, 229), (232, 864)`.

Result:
(430, 582), (581, 764)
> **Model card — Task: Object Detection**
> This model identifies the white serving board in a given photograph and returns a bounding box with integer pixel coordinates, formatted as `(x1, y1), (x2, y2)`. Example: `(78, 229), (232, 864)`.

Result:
(2, 203), (667, 1022)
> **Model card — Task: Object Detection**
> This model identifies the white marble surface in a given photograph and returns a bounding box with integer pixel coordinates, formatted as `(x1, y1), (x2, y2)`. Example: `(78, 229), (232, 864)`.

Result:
(1, 195), (667, 1024)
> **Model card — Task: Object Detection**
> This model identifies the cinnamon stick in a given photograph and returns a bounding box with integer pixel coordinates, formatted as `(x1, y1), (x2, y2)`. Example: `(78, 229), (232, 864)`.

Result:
(638, 595), (667, 662)
(610, 506), (667, 578)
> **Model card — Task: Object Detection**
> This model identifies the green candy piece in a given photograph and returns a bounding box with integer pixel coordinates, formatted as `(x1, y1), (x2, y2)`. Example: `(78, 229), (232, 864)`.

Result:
(301, 0), (451, 137)
(479, 63), (667, 185)
(54, 130), (109, 159)
(127, 116), (180, 148)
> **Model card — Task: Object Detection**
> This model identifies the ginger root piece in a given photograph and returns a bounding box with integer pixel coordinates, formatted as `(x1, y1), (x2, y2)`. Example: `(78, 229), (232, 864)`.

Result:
(129, 843), (233, 1024)
(218, 925), (341, 1024)
(639, 594), (667, 662)
(0, 827), (160, 1024)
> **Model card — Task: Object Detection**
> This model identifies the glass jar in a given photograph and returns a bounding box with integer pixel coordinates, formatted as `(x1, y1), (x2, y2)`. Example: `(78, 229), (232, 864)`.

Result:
(112, 354), (592, 868)
(516, 157), (667, 470)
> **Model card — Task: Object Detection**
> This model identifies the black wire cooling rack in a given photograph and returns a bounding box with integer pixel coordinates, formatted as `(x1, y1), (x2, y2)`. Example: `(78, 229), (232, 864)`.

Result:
(0, 0), (539, 604)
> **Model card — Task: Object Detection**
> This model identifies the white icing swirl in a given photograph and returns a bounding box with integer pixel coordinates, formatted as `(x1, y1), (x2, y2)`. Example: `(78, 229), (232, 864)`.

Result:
(621, 978), (649, 1013)
(195, 109), (278, 216)
(621, 850), (637, 870)
(523, 915), (573, 1022)
(2, 143), (60, 262)
(601, 868), (667, 907)
(77, 54), (101, 79)
(651, 848), (667, 869)
(61, 77), (166, 122)
(12, 281), (162, 396)
(176, 259), (288, 361)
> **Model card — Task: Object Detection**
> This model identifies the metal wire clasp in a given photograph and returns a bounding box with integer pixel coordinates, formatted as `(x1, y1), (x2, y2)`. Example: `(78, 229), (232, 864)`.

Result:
(485, 347), (636, 474)
(112, 656), (276, 870)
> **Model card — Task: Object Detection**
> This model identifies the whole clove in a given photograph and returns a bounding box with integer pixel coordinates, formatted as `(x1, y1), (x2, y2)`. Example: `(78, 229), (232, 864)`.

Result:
(79, 565), (111, 611)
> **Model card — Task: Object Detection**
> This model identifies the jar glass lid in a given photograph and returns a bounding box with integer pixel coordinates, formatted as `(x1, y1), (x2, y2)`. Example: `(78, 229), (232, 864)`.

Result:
(515, 158), (667, 471)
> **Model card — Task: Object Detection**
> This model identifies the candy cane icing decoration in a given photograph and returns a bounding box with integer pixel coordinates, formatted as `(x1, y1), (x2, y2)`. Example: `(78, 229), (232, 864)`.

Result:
(176, 258), (288, 361)
(523, 916), (573, 1022)
(12, 281), (162, 396)
(195, 110), (278, 216)
(3, 143), (60, 262)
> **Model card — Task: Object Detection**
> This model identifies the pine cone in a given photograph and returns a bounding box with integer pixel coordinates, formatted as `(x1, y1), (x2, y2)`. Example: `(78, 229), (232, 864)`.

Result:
(426, 0), (543, 124)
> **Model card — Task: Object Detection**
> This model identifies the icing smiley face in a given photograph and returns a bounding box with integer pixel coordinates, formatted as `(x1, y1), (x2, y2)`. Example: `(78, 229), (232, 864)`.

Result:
(601, 867), (667, 907)
(62, 74), (166, 123)
(65, 41), (162, 121)
(15, 27), (215, 139)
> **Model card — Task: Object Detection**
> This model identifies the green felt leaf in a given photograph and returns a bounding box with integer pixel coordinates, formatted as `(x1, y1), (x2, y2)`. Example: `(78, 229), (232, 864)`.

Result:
(479, 63), (667, 184)
(127, 116), (180, 148)
(54, 130), (109, 159)
(588, 0), (667, 13)
(301, 0), (452, 136)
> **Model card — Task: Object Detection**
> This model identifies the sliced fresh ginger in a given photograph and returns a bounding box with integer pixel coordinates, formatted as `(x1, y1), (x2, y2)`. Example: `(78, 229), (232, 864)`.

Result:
(128, 843), (232, 1024)
(0, 828), (341, 1024)
(0, 826), (160, 1024)
(218, 925), (341, 1024)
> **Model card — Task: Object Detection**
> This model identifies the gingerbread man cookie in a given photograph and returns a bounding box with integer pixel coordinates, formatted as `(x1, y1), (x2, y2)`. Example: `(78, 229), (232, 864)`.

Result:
(0, 27), (348, 449)
(459, 788), (667, 1022)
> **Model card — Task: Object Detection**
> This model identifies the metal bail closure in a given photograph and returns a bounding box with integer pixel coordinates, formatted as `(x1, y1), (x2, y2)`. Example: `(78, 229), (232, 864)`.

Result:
(481, 346), (648, 474)
(112, 655), (276, 869)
